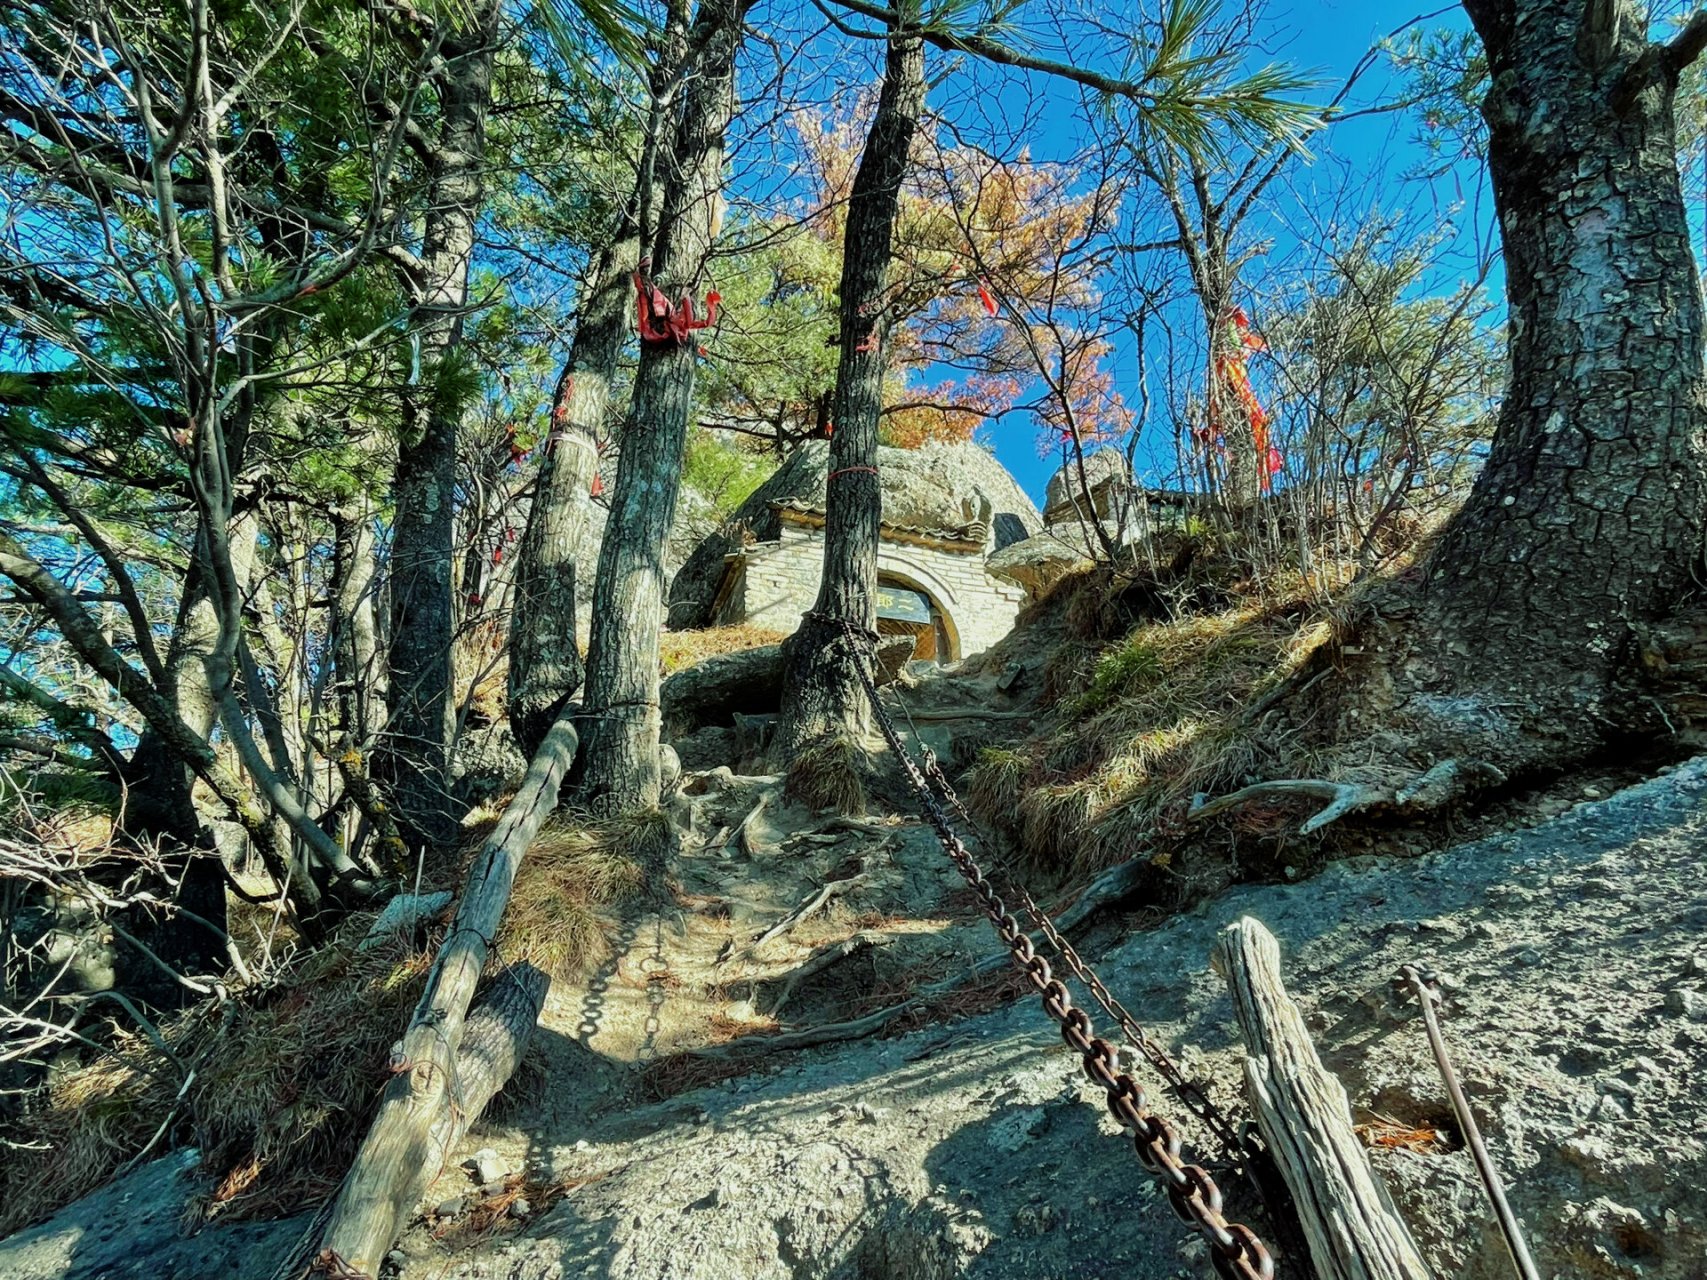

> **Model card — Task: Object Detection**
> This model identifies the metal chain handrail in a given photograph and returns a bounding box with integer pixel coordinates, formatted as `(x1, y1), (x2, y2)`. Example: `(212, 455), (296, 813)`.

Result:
(835, 618), (1276, 1280)
(918, 750), (1250, 1164)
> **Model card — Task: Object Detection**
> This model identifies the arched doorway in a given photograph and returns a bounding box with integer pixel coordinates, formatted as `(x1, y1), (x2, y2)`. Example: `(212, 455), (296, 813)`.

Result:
(875, 573), (958, 663)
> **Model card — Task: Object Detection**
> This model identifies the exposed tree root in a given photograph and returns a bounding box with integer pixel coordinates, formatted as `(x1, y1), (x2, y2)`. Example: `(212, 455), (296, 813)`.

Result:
(889, 707), (1037, 722)
(762, 934), (891, 1019)
(1189, 779), (1388, 834)
(1187, 758), (1509, 835)
(677, 854), (1148, 1064)
(739, 859), (870, 955)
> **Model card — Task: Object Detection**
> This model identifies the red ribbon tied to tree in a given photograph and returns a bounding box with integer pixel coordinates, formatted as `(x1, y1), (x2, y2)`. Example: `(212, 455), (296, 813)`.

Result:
(1212, 306), (1281, 491)
(633, 258), (721, 347)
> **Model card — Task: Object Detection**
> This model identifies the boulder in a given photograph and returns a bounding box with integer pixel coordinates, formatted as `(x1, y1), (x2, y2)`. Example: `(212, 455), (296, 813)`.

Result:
(668, 440), (1042, 629)
(661, 644), (786, 736)
(1042, 447), (1132, 527)
(0, 1151), (303, 1280)
(660, 637), (917, 737)
(451, 720), (527, 804)
(986, 531), (1095, 600)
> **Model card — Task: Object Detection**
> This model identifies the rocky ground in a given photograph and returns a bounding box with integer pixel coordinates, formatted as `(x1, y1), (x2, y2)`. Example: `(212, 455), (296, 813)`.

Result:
(5, 738), (1704, 1280)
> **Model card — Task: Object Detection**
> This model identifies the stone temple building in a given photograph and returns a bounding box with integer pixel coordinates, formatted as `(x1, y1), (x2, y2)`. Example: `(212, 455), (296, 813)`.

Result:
(668, 440), (1044, 663)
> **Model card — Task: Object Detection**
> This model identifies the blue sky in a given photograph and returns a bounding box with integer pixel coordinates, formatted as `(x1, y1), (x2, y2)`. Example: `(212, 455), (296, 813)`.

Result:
(970, 1), (1492, 506)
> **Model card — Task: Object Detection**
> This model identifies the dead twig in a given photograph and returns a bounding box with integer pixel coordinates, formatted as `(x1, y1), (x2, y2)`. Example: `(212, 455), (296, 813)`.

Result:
(763, 934), (889, 1019)
(727, 794), (769, 858)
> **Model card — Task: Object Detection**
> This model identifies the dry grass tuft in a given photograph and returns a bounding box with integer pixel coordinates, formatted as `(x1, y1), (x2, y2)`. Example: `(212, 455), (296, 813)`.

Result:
(785, 735), (868, 815)
(964, 746), (1027, 836)
(705, 1009), (781, 1043)
(0, 925), (440, 1234)
(499, 814), (650, 978)
(635, 1048), (762, 1101)
(454, 617), (511, 724)
(659, 624), (787, 674)
(965, 552), (1369, 879)
(2, 812), (649, 1236)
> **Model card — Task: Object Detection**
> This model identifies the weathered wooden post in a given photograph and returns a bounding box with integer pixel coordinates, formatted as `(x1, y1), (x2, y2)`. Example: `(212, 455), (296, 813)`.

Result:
(1212, 916), (1434, 1280)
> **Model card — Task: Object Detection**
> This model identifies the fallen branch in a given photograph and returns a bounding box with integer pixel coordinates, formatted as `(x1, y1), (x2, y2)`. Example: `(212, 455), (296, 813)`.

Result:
(1188, 778), (1386, 834)
(730, 793), (769, 858)
(887, 706), (1036, 722)
(808, 814), (900, 837)
(1049, 858), (1145, 933)
(1395, 757), (1505, 808)
(273, 965), (549, 1280)
(763, 933), (890, 1019)
(310, 714), (580, 1279)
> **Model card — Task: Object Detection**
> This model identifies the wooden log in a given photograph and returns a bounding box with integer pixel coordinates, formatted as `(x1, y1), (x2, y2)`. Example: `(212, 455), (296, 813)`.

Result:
(310, 715), (580, 1278)
(1212, 917), (1433, 1280)
(437, 962), (550, 1141)
(273, 964), (550, 1280)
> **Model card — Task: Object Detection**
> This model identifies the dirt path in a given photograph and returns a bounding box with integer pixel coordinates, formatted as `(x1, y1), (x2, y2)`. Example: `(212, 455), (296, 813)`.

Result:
(445, 765), (1004, 1183)
(394, 759), (1707, 1280)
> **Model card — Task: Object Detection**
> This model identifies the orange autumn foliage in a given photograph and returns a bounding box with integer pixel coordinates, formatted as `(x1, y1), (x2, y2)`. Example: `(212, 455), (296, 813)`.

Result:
(780, 100), (1114, 450)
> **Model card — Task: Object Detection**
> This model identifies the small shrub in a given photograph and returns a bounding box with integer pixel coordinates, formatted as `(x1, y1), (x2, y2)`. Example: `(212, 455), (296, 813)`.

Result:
(1069, 639), (1163, 715)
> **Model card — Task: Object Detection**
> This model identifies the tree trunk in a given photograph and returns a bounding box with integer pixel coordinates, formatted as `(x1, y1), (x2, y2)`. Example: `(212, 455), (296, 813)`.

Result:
(773, 30), (926, 758)
(508, 7), (688, 760)
(379, 12), (498, 849)
(506, 250), (630, 756)
(574, 0), (750, 813)
(1370, 0), (1707, 771)
(303, 963), (548, 1280)
(111, 513), (261, 1001)
(332, 497), (385, 752)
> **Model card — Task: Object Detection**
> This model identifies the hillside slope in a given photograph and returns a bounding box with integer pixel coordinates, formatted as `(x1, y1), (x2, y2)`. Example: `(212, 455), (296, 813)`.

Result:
(4, 756), (1701, 1280)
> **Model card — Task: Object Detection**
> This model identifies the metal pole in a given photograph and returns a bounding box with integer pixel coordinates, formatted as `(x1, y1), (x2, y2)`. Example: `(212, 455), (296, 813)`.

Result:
(1399, 966), (1541, 1280)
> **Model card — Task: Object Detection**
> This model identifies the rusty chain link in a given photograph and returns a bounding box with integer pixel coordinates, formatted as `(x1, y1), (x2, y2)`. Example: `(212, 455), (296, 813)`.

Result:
(919, 750), (1250, 1164)
(836, 619), (1276, 1280)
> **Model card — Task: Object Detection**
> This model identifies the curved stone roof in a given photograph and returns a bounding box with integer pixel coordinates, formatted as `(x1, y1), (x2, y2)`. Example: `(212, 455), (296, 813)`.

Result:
(667, 439), (1043, 629)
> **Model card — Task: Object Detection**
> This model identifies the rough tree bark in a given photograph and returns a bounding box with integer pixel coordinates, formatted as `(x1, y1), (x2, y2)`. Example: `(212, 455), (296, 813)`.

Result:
(331, 497), (385, 753)
(1340, 0), (1707, 776)
(772, 28), (927, 759)
(108, 514), (260, 997)
(506, 356), (605, 758)
(379, 7), (499, 849)
(508, 6), (688, 760)
(574, 0), (751, 813)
